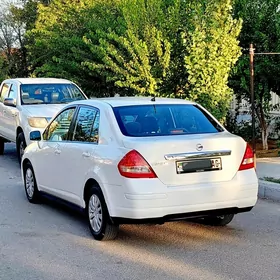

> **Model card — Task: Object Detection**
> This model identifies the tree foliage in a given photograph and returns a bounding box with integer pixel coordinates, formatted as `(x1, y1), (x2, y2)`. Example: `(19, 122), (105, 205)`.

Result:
(183, 0), (242, 121)
(230, 0), (280, 149)
(26, 0), (241, 121)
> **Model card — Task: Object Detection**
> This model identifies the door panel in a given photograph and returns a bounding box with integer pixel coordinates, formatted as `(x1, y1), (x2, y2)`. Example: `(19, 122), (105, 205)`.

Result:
(36, 107), (76, 197)
(5, 84), (19, 141)
(0, 83), (11, 139)
(59, 106), (100, 206)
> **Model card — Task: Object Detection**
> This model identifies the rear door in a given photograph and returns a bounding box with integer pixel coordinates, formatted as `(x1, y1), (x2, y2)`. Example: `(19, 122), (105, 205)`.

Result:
(60, 105), (100, 205)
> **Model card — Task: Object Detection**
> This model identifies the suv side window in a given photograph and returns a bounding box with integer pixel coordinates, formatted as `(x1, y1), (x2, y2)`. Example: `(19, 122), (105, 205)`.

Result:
(73, 106), (100, 143)
(43, 107), (76, 141)
(0, 83), (10, 102)
(8, 84), (17, 100)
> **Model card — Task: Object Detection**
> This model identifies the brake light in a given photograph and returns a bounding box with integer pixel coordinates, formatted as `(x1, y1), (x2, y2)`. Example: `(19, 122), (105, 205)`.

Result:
(238, 143), (255, 171)
(118, 150), (157, 178)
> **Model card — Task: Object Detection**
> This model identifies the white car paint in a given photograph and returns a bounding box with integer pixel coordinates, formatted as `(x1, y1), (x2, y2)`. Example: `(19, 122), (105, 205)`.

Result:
(22, 97), (258, 221)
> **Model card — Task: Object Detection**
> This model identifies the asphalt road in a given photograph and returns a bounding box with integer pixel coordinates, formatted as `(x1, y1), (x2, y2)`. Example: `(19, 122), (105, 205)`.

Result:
(1, 144), (280, 280)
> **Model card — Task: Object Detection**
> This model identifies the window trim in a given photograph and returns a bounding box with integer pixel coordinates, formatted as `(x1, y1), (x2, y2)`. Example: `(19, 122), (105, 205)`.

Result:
(43, 106), (78, 142)
(70, 105), (100, 144)
(113, 104), (224, 137)
(8, 83), (17, 100)
(0, 83), (11, 103)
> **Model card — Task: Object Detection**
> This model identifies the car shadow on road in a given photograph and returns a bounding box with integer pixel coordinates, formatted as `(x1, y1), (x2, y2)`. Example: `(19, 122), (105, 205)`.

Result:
(37, 193), (246, 247)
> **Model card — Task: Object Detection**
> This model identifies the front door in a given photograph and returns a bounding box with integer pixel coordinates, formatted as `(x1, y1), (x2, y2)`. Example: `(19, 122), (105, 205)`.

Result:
(0, 83), (11, 139)
(4, 84), (19, 141)
(36, 106), (77, 199)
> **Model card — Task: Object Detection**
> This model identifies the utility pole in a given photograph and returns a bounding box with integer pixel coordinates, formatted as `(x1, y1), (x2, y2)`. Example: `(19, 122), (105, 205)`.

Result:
(249, 44), (256, 155)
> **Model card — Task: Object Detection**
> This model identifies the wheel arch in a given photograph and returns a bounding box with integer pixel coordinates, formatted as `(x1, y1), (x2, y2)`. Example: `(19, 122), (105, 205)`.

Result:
(22, 158), (31, 171)
(83, 177), (112, 215)
(16, 126), (24, 137)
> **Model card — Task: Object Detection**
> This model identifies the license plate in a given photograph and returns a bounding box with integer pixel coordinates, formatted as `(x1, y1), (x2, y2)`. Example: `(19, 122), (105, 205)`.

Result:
(176, 158), (222, 174)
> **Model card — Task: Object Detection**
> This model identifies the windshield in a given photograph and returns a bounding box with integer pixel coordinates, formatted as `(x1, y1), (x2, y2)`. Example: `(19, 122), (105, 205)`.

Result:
(20, 83), (86, 105)
(113, 104), (224, 137)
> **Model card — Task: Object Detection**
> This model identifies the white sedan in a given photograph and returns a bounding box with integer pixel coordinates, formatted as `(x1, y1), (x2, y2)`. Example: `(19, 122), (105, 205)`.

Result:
(21, 97), (258, 241)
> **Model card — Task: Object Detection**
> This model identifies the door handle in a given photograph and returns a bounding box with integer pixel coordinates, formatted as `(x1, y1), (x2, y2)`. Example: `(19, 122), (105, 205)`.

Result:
(11, 112), (17, 117)
(82, 152), (90, 158)
(55, 149), (61, 155)
(3, 110), (6, 114)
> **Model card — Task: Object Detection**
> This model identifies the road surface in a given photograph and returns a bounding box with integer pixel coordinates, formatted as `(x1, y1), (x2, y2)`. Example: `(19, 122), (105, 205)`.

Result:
(1, 144), (280, 280)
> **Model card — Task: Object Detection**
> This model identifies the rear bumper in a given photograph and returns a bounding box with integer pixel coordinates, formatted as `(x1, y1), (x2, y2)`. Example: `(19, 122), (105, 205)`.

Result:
(104, 169), (258, 221)
(112, 206), (254, 224)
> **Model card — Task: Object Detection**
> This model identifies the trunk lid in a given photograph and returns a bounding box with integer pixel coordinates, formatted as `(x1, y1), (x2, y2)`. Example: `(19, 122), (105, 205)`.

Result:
(122, 132), (246, 186)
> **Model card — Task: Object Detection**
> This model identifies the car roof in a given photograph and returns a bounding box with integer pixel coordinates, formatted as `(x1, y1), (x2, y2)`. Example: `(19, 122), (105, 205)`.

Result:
(72, 97), (195, 107)
(4, 78), (73, 84)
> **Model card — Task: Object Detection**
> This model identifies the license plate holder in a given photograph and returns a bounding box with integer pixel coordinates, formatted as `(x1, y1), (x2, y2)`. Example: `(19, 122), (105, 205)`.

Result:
(176, 158), (222, 174)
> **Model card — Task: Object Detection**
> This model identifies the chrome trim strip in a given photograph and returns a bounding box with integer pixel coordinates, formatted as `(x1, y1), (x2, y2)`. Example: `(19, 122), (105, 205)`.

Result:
(164, 150), (231, 161)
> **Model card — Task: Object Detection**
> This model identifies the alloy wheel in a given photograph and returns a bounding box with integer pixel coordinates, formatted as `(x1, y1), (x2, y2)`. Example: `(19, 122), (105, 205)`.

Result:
(88, 194), (103, 233)
(25, 168), (35, 199)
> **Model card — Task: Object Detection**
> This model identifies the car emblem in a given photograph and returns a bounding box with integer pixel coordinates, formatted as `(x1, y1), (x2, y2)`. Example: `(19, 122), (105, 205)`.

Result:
(196, 144), (203, 151)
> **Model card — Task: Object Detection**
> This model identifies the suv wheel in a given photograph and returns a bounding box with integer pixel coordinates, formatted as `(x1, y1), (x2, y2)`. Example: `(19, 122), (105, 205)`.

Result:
(0, 138), (4, 155)
(17, 132), (26, 164)
(87, 186), (119, 241)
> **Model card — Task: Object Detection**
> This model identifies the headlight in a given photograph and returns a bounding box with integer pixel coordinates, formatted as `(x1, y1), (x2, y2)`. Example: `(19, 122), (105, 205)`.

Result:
(28, 117), (49, 128)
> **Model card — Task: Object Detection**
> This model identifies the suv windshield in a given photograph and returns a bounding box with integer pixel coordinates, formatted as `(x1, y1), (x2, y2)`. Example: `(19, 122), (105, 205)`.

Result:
(113, 104), (224, 137)
(20, 83), (85, 105)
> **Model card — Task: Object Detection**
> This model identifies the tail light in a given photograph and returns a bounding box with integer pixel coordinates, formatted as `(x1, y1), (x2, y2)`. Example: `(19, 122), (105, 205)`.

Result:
(238, 143), (255, 171)
(118, 150), (157, 178)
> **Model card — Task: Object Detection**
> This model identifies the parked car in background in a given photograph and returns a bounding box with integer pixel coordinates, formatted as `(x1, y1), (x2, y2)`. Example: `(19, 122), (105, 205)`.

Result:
(21, 97), (258, 241)
(0, 78), (87, 163)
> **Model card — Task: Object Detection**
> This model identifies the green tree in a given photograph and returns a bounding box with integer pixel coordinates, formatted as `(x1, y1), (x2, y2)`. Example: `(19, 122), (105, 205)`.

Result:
(83, 0), (179, 95)
(183, 0), (242, 121)
(28, 0), (241, 121)
(28, 0), (124, 95)
(231, 0), (280, 150)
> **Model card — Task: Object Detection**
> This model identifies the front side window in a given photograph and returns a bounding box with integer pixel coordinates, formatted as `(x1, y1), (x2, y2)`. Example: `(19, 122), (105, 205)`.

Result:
(43, 108), (76, 141)
(0, 83), (10, 102)
(113, 104), (223, 137)
(73, 107), (100, 143)
(20, 83), (86, 105)
(8, 84), (17, 100)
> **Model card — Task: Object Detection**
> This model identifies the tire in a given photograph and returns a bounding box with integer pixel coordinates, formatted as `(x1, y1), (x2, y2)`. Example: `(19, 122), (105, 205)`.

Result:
(17, 132), (26, 164)
(0, 138), (4, 155)
(23, 162), (40, 203)
(86, 185), (119, 241)
(202, 214), (234, 226)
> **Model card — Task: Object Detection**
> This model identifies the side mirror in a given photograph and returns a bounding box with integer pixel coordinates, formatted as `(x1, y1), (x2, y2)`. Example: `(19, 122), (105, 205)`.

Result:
(30, 131), (41, 141)
(4, 98), (16, 107)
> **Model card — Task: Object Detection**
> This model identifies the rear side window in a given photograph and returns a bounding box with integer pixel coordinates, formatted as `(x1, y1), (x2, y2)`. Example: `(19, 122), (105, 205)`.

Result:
(72, 106), (100, 143)
(113, 104), (223, 137)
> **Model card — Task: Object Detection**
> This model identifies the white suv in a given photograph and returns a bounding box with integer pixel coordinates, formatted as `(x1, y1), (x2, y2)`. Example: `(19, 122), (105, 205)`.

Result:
(0, 78), (87, 163)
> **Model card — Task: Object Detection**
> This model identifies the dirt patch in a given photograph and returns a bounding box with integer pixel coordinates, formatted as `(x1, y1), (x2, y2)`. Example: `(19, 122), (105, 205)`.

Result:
(252, 139), (280, 158)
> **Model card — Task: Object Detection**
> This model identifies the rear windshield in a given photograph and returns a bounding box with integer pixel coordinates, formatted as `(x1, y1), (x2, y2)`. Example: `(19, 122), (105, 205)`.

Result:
(113, 104), (223, 137)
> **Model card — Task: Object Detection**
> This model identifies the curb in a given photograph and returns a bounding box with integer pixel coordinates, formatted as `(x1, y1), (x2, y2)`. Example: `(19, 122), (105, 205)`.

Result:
(258, 179), (280, 202)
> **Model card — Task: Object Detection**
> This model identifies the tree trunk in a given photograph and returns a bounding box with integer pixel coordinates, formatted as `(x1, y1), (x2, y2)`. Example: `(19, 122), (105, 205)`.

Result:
(256, 98), (269, 151)
(261, 127), (269, 150)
